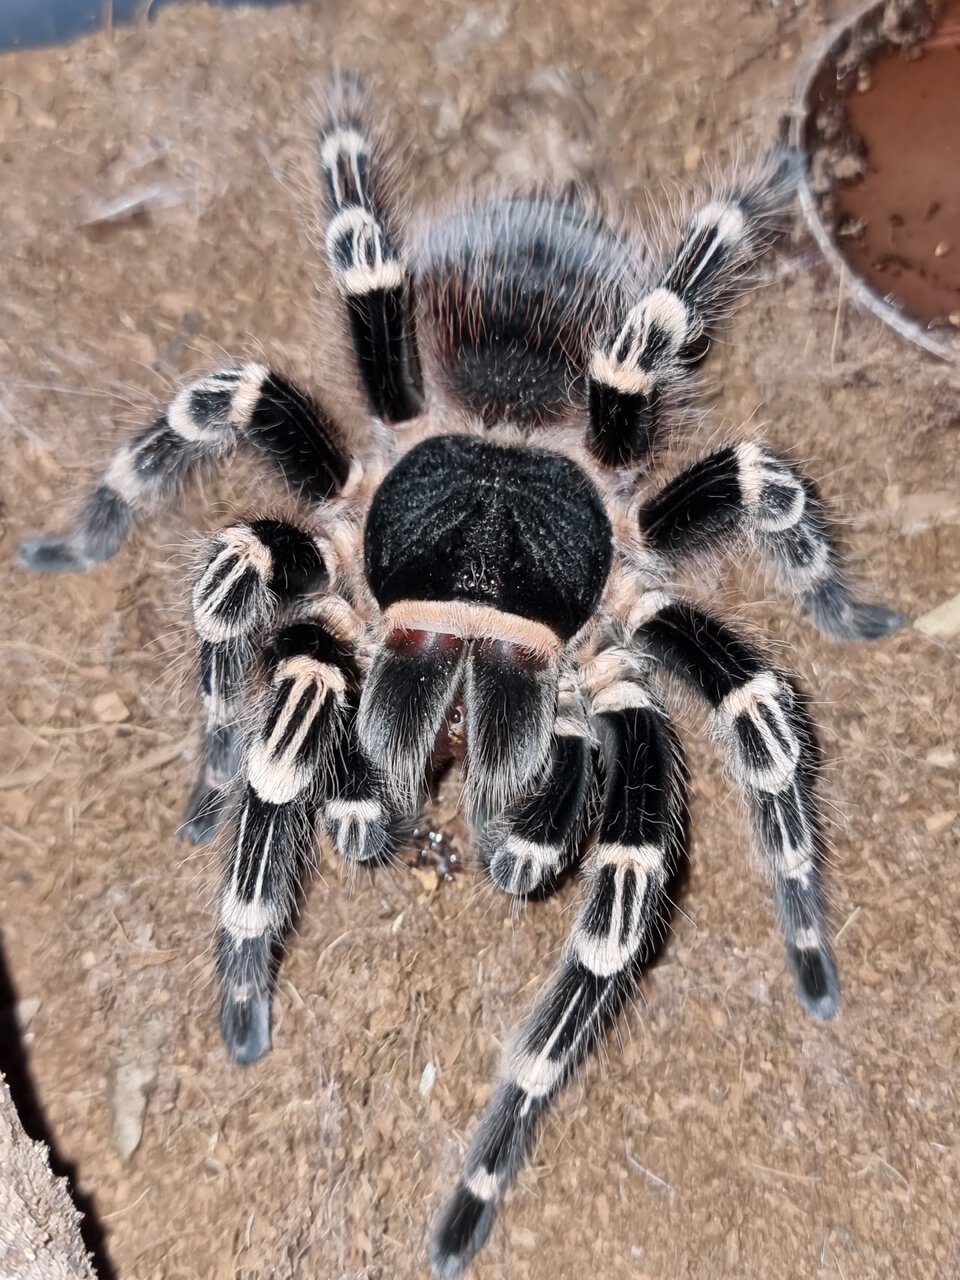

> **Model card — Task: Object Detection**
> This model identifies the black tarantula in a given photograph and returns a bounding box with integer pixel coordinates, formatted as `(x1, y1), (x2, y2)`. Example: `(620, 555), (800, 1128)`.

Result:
(19, 77), (901, 1276)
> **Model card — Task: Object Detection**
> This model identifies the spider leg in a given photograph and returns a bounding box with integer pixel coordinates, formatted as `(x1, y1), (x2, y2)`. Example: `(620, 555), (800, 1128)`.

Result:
(478, 672), (594, 896)
(18, 363), (348, 573)
(587, 154), (793, 468)
(319, 75), (422, 423)
(183, 518), (329, 844)
(430, 675), (685, 1279)
(633, 593), (840, 1018)
(637, 442), (903, 639)
(216, 605), (356, 1065)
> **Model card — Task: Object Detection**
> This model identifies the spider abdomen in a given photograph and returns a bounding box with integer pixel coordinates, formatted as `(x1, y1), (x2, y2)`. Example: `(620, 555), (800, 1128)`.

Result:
(364, 433), (612, 641)
(416, 195), (630, 426)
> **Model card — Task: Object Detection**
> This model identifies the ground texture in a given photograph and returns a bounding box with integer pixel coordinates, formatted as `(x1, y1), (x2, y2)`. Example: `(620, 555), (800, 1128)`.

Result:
(1, 3), (958, 1279)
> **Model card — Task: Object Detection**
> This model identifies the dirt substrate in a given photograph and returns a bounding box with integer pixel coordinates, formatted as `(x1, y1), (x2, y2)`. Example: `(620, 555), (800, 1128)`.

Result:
(1, 3), (959, 1279)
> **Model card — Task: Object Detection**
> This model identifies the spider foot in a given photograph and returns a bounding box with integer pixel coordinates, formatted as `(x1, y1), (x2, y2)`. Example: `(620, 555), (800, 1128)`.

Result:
(18, 533), (90, 574)
(181, 780), (231, 845)
(429, 1185), (496, 1280)
(803, 581), (905, 641)
(481, 824), (559, 896)
(217, 935), (272, 1065)
(788, 942), (840, 1021)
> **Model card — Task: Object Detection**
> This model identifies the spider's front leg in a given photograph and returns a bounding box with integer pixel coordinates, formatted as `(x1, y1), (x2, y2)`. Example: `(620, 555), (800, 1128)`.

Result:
(637, 442), (903, 640)
(587, 153), (794, 469)
(431, 668), (686, 1278)
(184, 518), (330, 843)
(18, 363), (349, 573)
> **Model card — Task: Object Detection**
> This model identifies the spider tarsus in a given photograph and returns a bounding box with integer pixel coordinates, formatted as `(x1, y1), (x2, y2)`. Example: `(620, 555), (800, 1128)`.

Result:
(429, 1185), (497, 1280)
(479, 821), (563, 897)
(17, 534), (87, 574)
(220, 989), (271, 1066)
(217, 934), (273, 1065)
(802, 581), (905, 641)
(486, 842), (543, 896)
(180, 781), (231, 846)
(788, 943), (841, 1021)
(848, 602), (905, 640)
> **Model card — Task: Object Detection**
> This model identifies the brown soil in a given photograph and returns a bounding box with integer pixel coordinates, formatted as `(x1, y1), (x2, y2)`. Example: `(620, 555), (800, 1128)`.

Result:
(2, 5), (959, 1280)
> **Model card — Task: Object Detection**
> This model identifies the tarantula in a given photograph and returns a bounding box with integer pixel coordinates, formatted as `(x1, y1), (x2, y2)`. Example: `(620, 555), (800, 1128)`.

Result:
(19, 78), (900, 1276)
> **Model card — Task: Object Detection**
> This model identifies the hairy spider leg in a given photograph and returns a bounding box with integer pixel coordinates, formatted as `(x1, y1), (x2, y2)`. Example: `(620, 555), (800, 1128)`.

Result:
(636, 596), (840, 1019)
(587, 154), (796, 468)
(319, 75), (422, 423)
(637, 442), (904, 640)
(431, 674), (686, 1278)
(18, 363), (349, 573)
(185, 519), (330, 843)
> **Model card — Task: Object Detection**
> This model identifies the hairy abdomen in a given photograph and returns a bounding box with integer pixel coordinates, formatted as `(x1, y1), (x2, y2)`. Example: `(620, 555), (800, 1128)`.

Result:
(415, 194), (631, 427)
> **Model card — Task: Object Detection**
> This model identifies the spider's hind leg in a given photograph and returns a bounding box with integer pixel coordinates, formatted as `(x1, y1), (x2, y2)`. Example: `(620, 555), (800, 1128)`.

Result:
(318, 75), (422, 423)
(587, 151), (796, 468)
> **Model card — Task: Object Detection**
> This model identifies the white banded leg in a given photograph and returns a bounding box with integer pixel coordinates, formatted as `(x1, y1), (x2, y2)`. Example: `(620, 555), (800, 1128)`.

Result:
(587, 154), (794, 468)
(216, 612), (355, 1064)
(636, 596), (840, 1018)
(430, 685), (685, 1279)
(183, 519), (330, 844)
(319, 75), (421, 422)
(637, 442), (903, 640)
(18, 364), (348, 574)
(478, 674), (593, 896)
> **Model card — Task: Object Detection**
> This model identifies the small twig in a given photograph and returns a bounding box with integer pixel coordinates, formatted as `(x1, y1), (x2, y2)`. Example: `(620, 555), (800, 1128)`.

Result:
(35, 722), (173, 740)
(830, 263), (846, 367)
(625, 1146), (673, 1194)
(833, 905), (862, 943)
(0, 767), (56, 790)
(114, 740), (188, 780)
(748, 1161), (820, 1186)
(101, 1185), (151, 1219)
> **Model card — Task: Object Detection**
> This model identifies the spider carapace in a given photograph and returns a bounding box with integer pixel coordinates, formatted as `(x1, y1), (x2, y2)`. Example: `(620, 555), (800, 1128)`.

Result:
(19, 74), (901, 1277)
